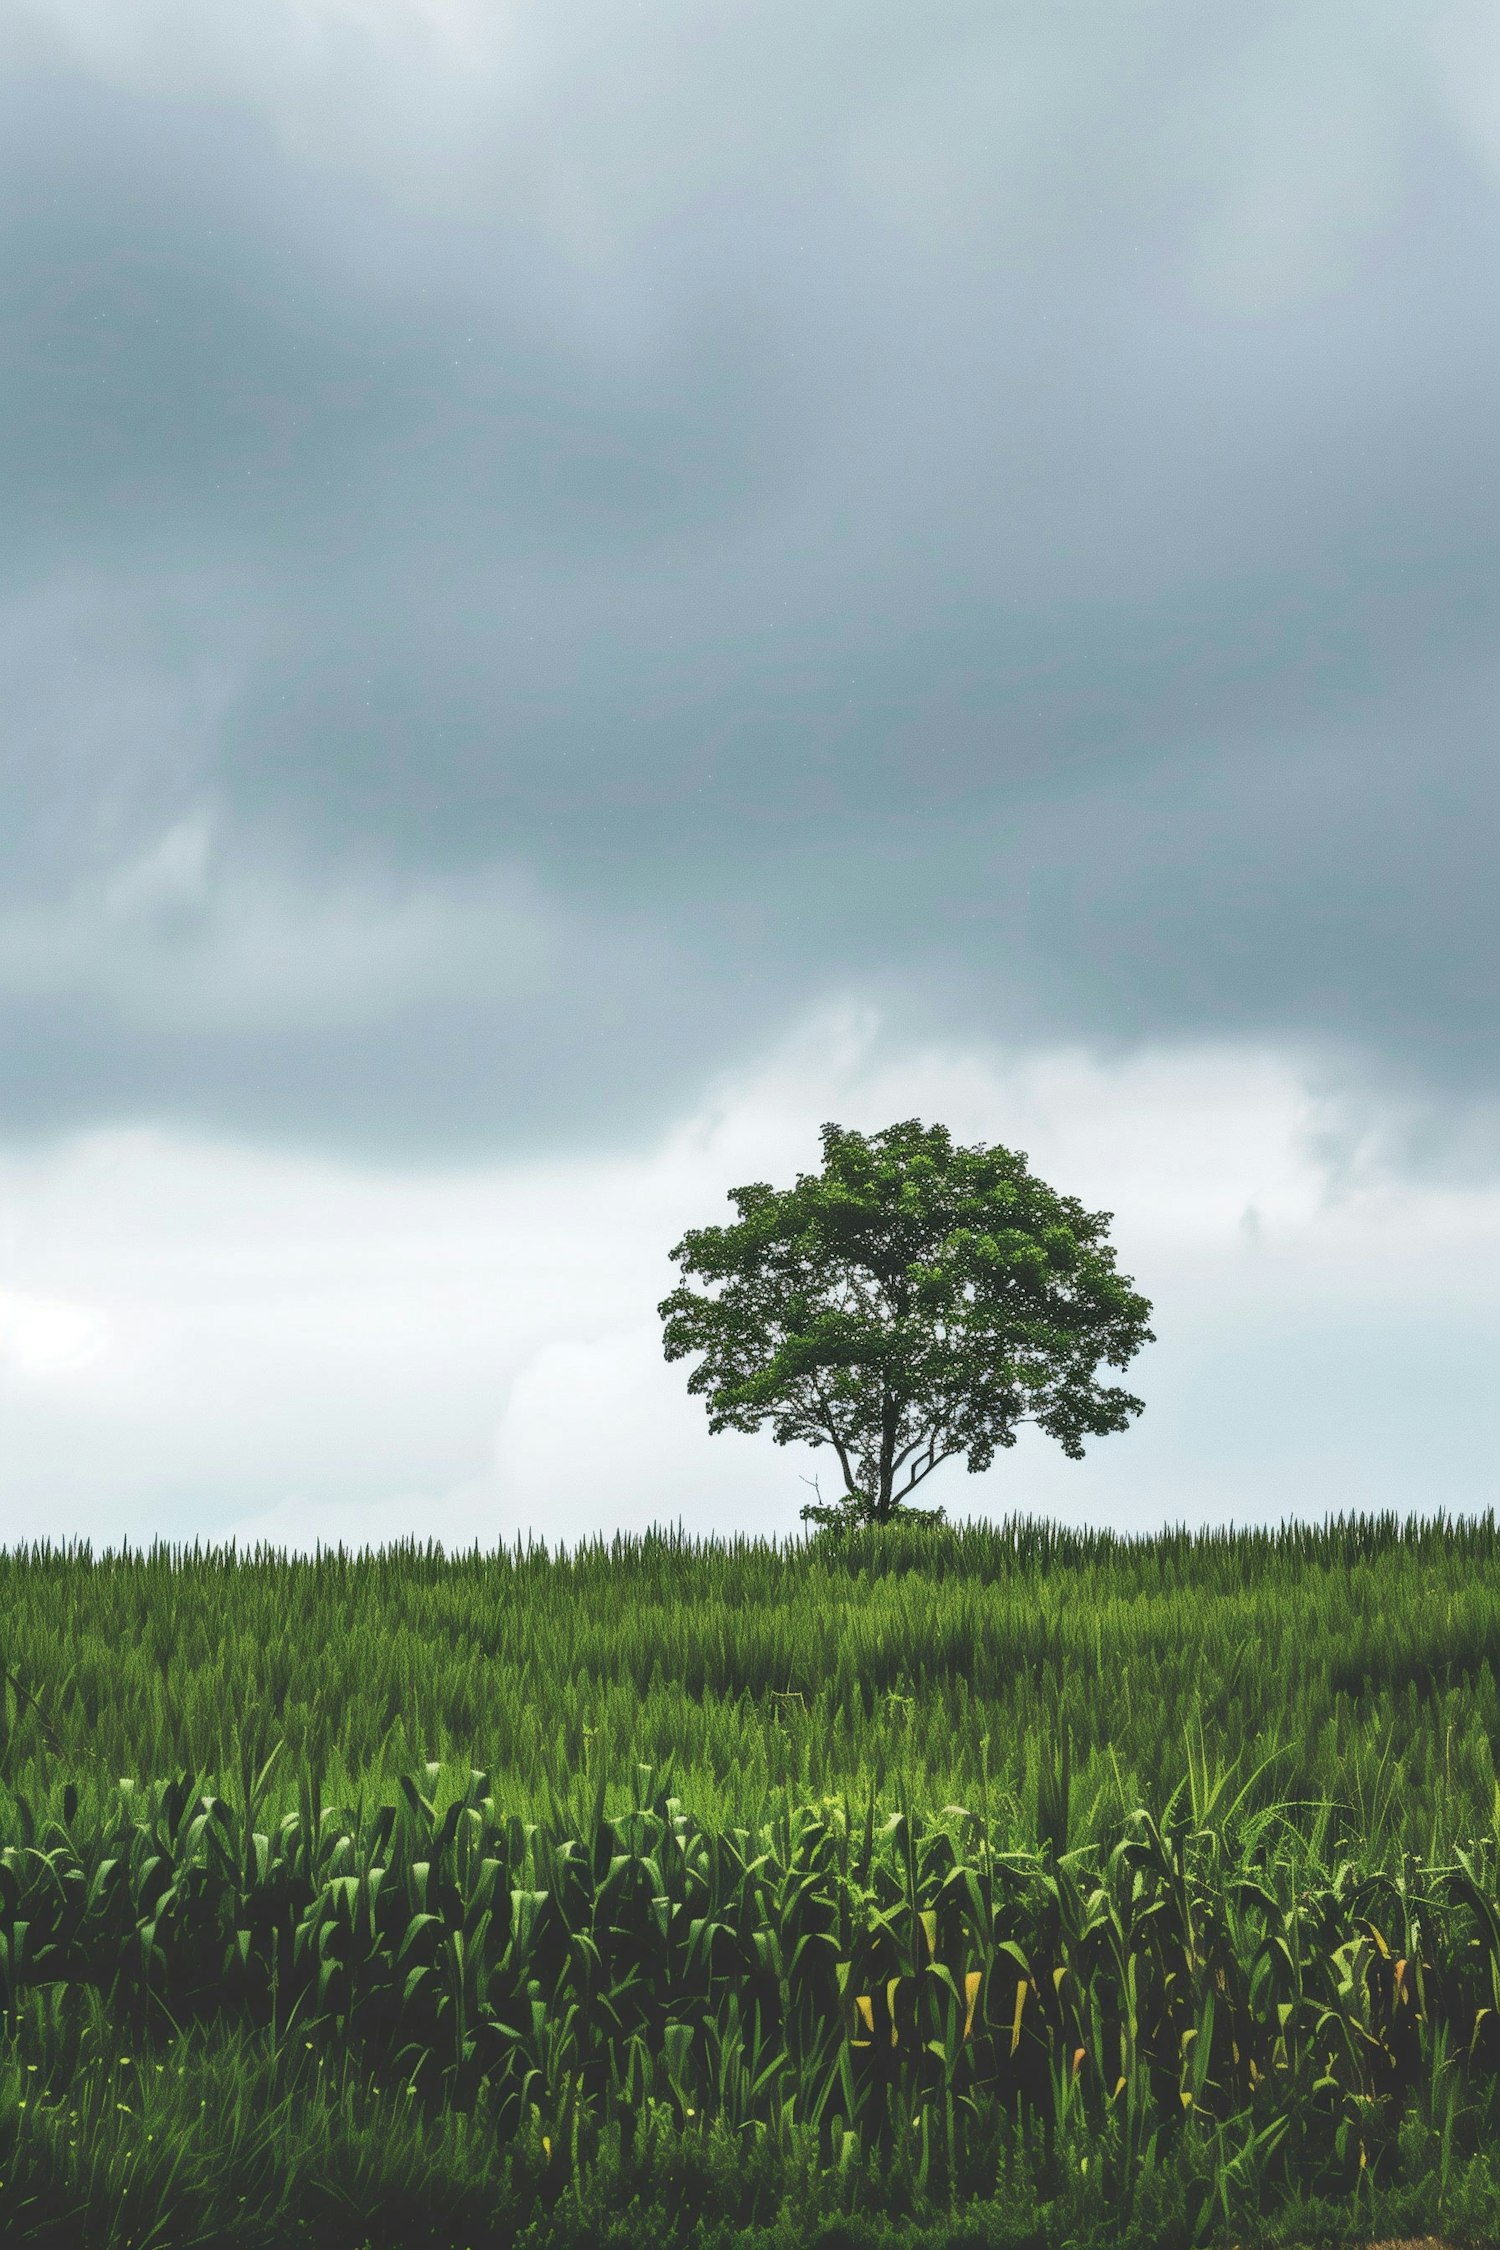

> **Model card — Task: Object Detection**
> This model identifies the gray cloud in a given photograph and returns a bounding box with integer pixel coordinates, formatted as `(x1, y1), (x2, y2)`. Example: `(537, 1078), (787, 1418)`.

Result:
(1, 2), (1498, 1154)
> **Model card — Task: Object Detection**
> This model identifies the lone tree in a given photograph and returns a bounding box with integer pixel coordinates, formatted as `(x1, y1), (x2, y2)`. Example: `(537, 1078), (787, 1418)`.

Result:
(659, 1119), (1153, 1527)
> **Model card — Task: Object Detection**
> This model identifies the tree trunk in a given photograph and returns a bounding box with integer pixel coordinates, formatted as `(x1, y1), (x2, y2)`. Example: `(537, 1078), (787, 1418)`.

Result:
(876, 1388), (898, 1519)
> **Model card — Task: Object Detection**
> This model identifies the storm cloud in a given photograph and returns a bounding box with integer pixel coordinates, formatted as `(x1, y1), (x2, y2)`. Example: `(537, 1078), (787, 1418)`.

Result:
(4, 1), (1500, 1547)
(1, 0), (1498, 1155)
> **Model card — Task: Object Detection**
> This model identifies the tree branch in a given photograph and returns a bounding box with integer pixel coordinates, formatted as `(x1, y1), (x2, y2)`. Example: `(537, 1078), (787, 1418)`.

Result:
(810, 1381), (861, 1497)
(891, 1445), (963, 1503)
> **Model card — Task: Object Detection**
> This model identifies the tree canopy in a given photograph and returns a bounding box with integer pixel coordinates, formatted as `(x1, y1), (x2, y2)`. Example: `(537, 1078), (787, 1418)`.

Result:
(659, 1119), (1154, 1525)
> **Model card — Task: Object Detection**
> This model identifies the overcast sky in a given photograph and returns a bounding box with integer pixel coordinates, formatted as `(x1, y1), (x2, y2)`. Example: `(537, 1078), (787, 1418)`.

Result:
(1, 0), (1498, 1550)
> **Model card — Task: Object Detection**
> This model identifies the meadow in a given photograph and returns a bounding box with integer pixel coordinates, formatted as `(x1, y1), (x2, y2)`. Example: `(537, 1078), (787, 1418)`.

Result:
(3, 1513), (1500, 2248)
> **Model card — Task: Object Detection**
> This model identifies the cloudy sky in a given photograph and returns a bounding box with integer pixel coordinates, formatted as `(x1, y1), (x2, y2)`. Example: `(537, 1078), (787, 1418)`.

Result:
(1, 0), (1498, 1550)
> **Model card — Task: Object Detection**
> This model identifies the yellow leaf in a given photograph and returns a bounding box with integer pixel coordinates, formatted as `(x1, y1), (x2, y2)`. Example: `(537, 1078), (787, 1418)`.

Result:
(1010, 1978), (1029, 2058)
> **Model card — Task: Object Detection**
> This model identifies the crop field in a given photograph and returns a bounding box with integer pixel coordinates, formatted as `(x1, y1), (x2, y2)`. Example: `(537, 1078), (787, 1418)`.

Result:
(4, 1514), (1500, 2248)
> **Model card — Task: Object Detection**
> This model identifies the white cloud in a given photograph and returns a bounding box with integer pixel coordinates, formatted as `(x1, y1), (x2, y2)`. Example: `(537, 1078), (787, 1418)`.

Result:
(0, 1288), (111, 1380)
(0, 1013), (1497, 1553)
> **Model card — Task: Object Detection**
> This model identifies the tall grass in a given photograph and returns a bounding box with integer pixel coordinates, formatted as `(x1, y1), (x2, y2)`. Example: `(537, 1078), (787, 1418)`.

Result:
(4, 1513), (1500, 1842)
(4, 1514), (1500, 2246)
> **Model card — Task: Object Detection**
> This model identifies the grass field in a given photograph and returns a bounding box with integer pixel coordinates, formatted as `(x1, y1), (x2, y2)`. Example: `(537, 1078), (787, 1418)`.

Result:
(4, 1514), (1500, 2248)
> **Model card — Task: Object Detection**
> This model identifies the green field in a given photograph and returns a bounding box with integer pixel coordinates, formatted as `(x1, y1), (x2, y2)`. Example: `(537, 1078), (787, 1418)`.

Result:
(4, 1514), (1500, 2248)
